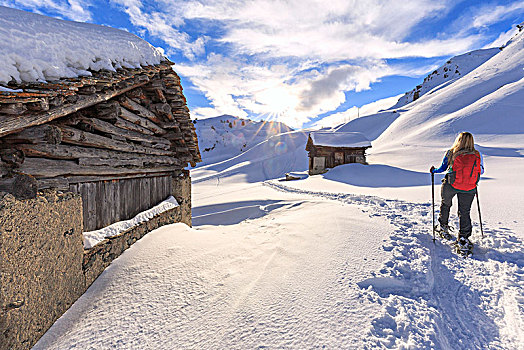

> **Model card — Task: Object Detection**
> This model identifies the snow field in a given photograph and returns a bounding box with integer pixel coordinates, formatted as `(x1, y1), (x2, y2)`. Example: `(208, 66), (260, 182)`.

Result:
(34, 183), (394, 349)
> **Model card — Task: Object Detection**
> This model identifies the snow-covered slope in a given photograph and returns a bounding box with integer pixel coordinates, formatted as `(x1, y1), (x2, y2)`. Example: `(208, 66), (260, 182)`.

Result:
(392, 48), (500, 109)
(0, 6), (164, 84)
(194, 115), (293, 166)
(193, 130), (309, 184)
(374, 27), (524, 149)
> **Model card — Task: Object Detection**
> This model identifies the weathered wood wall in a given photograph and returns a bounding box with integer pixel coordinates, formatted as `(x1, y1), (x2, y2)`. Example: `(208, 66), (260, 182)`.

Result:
(69, 175), (172, 231)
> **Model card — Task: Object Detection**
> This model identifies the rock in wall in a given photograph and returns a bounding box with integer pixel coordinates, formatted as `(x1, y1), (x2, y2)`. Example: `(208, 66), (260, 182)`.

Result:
(172, 170), (192, 226)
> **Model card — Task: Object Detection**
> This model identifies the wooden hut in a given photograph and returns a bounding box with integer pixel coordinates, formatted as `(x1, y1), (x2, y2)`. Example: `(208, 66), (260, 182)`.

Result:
(0, 60), (201, 231)
(306, 131), (371, 175)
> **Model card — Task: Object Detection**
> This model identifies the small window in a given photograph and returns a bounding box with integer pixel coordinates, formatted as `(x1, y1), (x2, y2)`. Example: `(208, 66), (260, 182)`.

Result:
(346, 155), (357, 163)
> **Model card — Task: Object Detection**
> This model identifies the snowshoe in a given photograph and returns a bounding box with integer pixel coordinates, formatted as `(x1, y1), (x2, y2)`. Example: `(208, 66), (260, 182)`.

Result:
(455, 237), (473, 257)
(435, 224), (453, 241)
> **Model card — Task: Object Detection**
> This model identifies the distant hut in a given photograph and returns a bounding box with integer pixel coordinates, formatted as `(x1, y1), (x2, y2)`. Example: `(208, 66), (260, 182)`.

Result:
(306, 132), (371, 175)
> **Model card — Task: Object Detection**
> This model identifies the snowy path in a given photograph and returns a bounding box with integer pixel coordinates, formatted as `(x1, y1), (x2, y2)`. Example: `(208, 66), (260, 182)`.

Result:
(266, 181), (524, 349)
(34, 185), (394, 349)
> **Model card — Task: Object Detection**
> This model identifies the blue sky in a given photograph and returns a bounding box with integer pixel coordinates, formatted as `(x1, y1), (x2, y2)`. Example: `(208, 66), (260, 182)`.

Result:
(2, 0), (524, 128)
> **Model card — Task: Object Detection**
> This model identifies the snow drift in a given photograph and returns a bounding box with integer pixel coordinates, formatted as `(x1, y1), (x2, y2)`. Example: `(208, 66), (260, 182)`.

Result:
(0, 6), (164, 84)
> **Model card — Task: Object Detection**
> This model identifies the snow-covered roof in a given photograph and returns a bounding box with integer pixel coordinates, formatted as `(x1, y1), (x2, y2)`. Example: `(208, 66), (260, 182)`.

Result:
(0, 6), (165, 84)
(309, 131), (371, 148)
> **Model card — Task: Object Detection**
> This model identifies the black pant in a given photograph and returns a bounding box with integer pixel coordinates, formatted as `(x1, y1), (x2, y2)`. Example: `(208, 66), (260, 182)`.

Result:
(438, 179), (476, 238)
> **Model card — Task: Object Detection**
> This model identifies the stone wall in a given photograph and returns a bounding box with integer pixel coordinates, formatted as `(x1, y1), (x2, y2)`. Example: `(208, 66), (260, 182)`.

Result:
(0, 190), (84, 350)
(83, 205), (181, 288)
(172, 170), (192, 226)
(0, 172), (193, 350)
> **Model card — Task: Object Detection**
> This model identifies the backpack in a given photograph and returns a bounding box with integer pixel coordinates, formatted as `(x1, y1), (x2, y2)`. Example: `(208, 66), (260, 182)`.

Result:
(448, 150), (481, 191)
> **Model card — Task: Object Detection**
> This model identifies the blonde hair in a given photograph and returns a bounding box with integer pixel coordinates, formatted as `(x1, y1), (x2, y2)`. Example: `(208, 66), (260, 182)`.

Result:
(450, 132), (476, 163)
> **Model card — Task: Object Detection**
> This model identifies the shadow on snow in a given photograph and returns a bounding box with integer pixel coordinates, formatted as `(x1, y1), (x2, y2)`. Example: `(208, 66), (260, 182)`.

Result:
(192, 200), (303, 226)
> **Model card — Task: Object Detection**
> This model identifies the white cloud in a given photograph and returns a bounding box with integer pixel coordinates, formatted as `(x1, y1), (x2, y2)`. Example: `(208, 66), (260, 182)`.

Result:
(471, 2), (524, 29)
(110, 0), (205, 59)
(178, 55), (400, 128)
(159, 0), (498, 127)
(1, 0), (92, 21)
(178, 0), (472, 60)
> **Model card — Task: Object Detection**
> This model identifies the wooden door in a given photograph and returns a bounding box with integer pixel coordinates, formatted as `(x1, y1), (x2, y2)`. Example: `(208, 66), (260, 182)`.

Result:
(334, 152), (344, 165)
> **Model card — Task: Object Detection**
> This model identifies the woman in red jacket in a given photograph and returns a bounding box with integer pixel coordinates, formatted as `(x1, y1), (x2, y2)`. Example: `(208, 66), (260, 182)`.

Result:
(430, 132), (484, 253)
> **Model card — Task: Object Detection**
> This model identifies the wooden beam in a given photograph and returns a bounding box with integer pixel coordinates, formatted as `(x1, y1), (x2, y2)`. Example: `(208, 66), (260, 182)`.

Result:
(37, 177), (69, 190)
(78, 157), (144, 167)
(0, 76), (150, 138)
(119, 96), (162, 123)
(75, 116), (171, 149)
(18, 157), (181, 178)
(158, 121), (180, 130)
(119, 106), (165, 134)
(57, 125), (173, 156)
(2, 124), (62, 144)
(0, 102), (27, 115)
(15, 144), (180, 165)
(63, 171), (177, 185)
(114, 115), (155, 135)
(0, 173), (38, 199)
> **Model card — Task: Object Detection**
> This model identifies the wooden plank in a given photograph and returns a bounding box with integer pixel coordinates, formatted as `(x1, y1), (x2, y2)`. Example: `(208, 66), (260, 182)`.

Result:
(95, 181), (103, 229)
(102, 181), (111, 228)
(112, 180), (120, 225)
(16, 144), (180, 165)
(142, 177), (148, 216)
(164, 175), (171, 197)
(81, 182), (97, 231)
(157, 121), (180, 130)
(38, 177), (69, 190)
(0, 77), (150, 138)
(118, 179), (126, 223)
(62, 171), (175, 185)
(125, 178), (132, 220)
(58, 126), (173, 156)
(78, 157), (144, 167)
(18, 157), (182, 178)
(119, 106), (165, 134)
(114, 115), (155, 135)
(132, 177), (139, 219)
(2, 124), (62, 144)
(119, 96), (162, 123)
(154, 176), (161, 204)
(76, 116), (170, 148)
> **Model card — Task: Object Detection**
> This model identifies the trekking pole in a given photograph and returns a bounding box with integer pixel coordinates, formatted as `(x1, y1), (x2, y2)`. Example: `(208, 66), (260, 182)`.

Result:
(476, 187), (484, 238)
(431, 171), (436, 242)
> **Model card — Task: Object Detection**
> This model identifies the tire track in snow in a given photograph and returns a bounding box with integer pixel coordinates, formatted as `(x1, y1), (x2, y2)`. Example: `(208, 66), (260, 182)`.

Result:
(264, 180), (524, 349)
